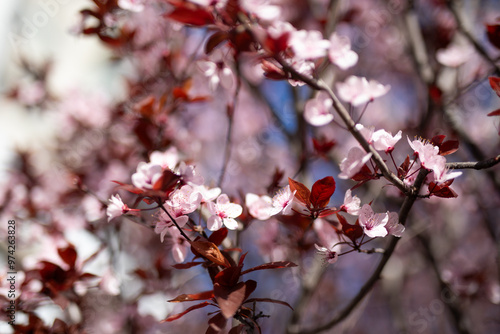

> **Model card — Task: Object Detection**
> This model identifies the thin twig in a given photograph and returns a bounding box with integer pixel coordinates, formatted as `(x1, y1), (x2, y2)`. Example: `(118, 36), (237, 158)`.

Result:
(446, 155), (500, 170)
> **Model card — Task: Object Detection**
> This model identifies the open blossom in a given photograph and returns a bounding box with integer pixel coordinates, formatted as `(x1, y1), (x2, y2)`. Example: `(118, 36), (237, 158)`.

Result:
(385, 212), (405, 237)
(407, 137), (448, 178)
(338, 147), (373, 179)
(207, 194), (243, 231)
(150, 147), (179, 170)
(328, 33), (358, 70)
(314, 244), (338, 264)
(289, 30), (331, 60)
(436, 43), (474, 67)
(131, 162), (163, 190)
(107, 195), (129, 221)
(355, 124), (374, 143)
(340, 189), (361, 215)
(155, 206), (189, 242)
(165, 227), (189, 263)
(431, 164), (463, 184)
(197, 60), (234, 91)
(270, 185), (295, 215)
(241, 0), (281, 21)
(372, 129), (402, 153)
(166, 185), (202, 214)
(304, 91), (334, 126)
(336, 76), (390, 106)
(359, 204), (389, 238)
(245, 193), (273, 220)
(178, 162), (204, 185)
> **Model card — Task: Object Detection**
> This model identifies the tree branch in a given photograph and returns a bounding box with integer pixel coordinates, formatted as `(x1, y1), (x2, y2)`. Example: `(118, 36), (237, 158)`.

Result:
(446, 155), (500, 170)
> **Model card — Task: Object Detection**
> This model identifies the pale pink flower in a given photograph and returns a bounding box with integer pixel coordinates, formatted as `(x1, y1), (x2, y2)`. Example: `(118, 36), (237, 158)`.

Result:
(289, 30), (331, 60)
(192, 185), (221, 203)
(131, 162), (163, 190)
(338, 147), (372, 179)
(407, 137), (446, 175)
(242, 0), (281, 21)
(178, 162), (204, 185)
(150, 147), (179, 170)
(336, 76), (390, 106)
(372, 129), (402, 153)
(167, 185), (202, 214)
(207, 194), (243, 230)
(245, 193), (273, 220)
(385, 212), (404, 237)
(328, 33), (358, 70)
(107, 194), (129, 221)
(288, 59), (315, 86)
(314, 244), (338, 264)
(340, 189), (361, 215)
(166, 227), (189, 263)
(355, 124), (374, 143)
(430, 164), (463, 184)
(436, 44), (474, 67)
(197, 60), (234, 91)
(304, 91), (334, 126)
(155, 206), (189, 242)
(270, 185), (295, 215)
(267, 21), (296, 40)
(118, 0), (145, 12)
(359, 204), (388, 238)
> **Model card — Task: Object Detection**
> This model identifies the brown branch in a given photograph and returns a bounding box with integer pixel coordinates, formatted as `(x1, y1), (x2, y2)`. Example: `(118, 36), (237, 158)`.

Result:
(446, 155), (500, 170)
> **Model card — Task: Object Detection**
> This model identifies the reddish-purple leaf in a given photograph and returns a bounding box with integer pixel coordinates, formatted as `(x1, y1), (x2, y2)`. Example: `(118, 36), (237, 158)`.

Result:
(168, 290), (214, 303)
(205, 31), (229, 54)
(208, 228), (228, 246)
(58, 245), (77, 268)
(152, 169), (181, 193)
(337, 213), (363, 242)
(161, 302), (212, 322)
(244, 298), (293, 310)
(288, 177), (311, 207)
(240, 261), (297, 276)
(191, 241), (231, 267)
(430, 135), (446, 146)
(398, 155), (411, 179)
(214, 266), (242, 287)
(429, 182), (458, 198)
(172, 261), (204, 269)
(487, 108), (500, 116)
(214, 281), (247, 319)
(310, 176), (336, 209)
(111, 180), (144, 194)
(166, 7), (215, 26)
(489, 76), (500, 97)
(207, 312), (227, 334)
(486, 23), (500, 49)
(439, 140), (459, 156)
(242, 280), (257, 302)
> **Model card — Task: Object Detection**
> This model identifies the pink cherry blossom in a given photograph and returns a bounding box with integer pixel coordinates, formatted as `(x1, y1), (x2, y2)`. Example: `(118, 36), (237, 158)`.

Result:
(178, 162), (204, 185)
(192, 185), (221, 203)
(371, 129), (402, 153)
(207, 194), (243, 231)
(304, 91), (334, 126)
(407, 137), (447, 176)
(131, 162), (163, 190)
(118, 0), (145, 12)
(436, 43), (474, 67)
(314, 244), (338, 264)
(270, 185), (295, 215)
(355, 124), (374, 143)
(242, 0), (281, 21)
(155, 206), (189, 242)
(245, 193), (273, 220)
(150, 147), (179, 170)
(340, 189), (361, 215)
(385, 212), (405, 237)
(267, 21), (295, 40)
(287, 59), (315, 86)
(106, 194), (129, 221)
(197, 60), (235, 91)
(358, 204), (389, 238)
(167, 185), (202, 215)
(336, 76), (391, 106)
(166, 227), (189, 263)
(328, 33), (358, 70)
(289, 30), (331, 60)
(338, 147), (373, 179)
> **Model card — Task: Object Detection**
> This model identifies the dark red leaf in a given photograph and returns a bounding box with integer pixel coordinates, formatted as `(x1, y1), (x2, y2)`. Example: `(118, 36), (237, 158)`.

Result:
(398, 155), (411, 178)
(205, 31), (229, 54)
(161, 301), (212, 322)
(489, 76), (500, 98)
(486, 22), (500, 49)
(168, 290), (214, 302)
(318, 208), (338, 218)
(58, 245), (77, 268)
(240, 261), (297, 276)
(111, 180), (144, 194)
(214, 281), (247, 319)
(166, 7), (215, 26)
(261, 59), (286, 80)
(238, 252), (248, 267)
(172, 261), (204, 269)
(207, 312), (227, 334)
(214, 266), (242, 287)
(288, 177), (311, 207)
(152, 169), (181, 193)
(337, 213), (363, 242)
(191, 241), (231, 267)
(439, 140), (459, 156)
(428, 182), (458, 198)
(487, 108), (500, 116)
(430, 135), (446, 146)
(244, 298), (293, 310)
(208, 227), (228, 246)
(242, 280), (257, 302)
(310, 176), (335, 209)
(312, 137), (336, 157)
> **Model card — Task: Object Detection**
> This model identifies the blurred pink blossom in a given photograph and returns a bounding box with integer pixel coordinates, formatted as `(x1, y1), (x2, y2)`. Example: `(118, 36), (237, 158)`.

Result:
(328, 33), (358, 70)
(304, 91), (334, 126)
(336, 76), (391, 106)
(338, 147), (372, 179)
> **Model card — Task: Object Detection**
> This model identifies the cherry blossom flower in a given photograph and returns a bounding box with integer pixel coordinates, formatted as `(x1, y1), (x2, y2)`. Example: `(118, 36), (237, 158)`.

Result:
(436, 43), (474, 68)
(431, 164), (463, 184)
(245, 193), (274, 220)
(358, 204), (389, 238)
(287, 59), (315, 86)
(155, 206), (189, 242)
(314, 244), (338, 264)
(385, 212), (405, 237)
(166, 227), (190, 263)
(338, 147), (373, 179)
(304, 91), (334, 126)
(131, 162), (163, 190)
(340, 189), (361, 215)
(242, 0), (281, 21)
(197, 60), (234, 91)
(118, 0), (145, 12)
(270, 185), (295, 215)
(192, 185), (221, 203)
(355, 124), (374, 143)
(207, 194), (243, 231)
(289, 30), (331, 60)
(371, 129), (402, 153)
(267, 21), (295, 40)
(178, 162), (204, 185)
(407, 137), (447, 176)
(328, 33), (358, 70)
(106, 194), (129, 221)
(150, 147), (179, 170)
(336, 76), (391, 106)
(166, 185), (202, 214)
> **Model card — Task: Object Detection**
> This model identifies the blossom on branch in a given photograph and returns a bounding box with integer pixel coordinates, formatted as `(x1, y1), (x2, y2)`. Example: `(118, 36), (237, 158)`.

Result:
(358, 204), (388, 238)
(385, 212), (404, 237)
(289, 30), (330, 60)
(304, 91), (334, 126)
(338, 147), (373, 179)
(340, 189), (361, 215)
(336, 76), (391, 106)
(106, 194), (129, 221)
(131, 162), (163, 190)
(245, 193), (274, 220)
(207, 194), (243, 230)
(328, 33), (358, 70)
(372, 129), (402, 153)
(270, 185), (295, 215)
